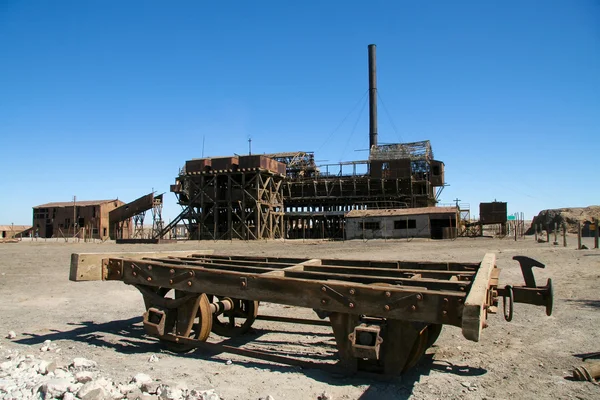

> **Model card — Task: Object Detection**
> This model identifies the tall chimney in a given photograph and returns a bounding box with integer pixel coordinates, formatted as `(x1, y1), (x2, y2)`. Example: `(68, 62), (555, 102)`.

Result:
(368, 44), (378, 150)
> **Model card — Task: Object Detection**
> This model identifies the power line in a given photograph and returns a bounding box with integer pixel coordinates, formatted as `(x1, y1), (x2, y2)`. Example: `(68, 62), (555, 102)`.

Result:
(316, 89), (369, 152)
(377, 91), (403, 143)
(339, 95), (369, 161)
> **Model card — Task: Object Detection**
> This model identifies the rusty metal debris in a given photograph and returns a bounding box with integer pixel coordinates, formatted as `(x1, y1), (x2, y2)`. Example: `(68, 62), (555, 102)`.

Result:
(573, 361), (600, 383)
(70, 251), (553, 376)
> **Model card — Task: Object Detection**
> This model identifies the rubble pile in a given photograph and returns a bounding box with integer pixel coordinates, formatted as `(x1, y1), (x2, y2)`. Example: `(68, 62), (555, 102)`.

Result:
(0, 346), (221, 400)
(527, 206), (600, 235)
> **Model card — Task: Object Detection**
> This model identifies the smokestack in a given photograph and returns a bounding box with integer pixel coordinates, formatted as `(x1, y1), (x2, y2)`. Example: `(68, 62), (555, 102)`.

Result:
(368, 44), (378, 150)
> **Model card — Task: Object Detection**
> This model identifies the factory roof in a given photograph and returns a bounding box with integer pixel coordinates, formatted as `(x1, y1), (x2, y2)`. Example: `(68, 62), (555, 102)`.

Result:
(0, 225), (32, 232)
(346, 206), (458, 218)
(33, 199), (120, 208)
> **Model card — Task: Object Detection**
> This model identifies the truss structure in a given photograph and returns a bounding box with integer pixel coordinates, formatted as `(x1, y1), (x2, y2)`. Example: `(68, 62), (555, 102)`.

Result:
(369, 140), (433, 161)
(166, 169), (284, 240)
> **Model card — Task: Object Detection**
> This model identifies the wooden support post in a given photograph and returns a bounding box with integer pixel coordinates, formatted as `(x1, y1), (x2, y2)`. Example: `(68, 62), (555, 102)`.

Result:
(227, 175), (232, 241)
(462, 253), (496, 342)
(546, 224), (550, 243)
(595, 218), (599, 249)
(553, 222), (558, 245)
(514, 221), (517, 241)
(303, 218), (306, 241)
(534, 224), (538, 241)
(563, 222), (567, 247)
(578, 221), (582, 250)
(241, 173), (246, 240)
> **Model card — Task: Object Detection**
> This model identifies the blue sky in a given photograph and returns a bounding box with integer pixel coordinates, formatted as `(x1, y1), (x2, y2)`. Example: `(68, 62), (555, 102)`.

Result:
(1, 1), (598, 224)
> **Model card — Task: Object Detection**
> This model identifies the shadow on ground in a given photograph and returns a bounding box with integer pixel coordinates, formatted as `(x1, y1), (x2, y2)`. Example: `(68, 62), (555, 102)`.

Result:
(564, 299), (600, 309)
(17, 317), (487, 399)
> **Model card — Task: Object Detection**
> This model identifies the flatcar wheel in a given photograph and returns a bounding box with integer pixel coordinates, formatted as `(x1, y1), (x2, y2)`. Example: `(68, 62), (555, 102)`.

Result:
(402, 325), (429, 372)
(425, 324), (443, 349)
(163, 292), (213, 353)
(209, 295), (258, 337)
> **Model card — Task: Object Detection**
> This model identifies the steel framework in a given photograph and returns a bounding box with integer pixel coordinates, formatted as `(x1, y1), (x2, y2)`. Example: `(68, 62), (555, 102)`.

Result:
(167, 168), (284, 240)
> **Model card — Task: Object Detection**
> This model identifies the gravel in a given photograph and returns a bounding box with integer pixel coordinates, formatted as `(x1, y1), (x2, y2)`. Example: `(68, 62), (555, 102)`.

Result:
(0, 349), (222, 399)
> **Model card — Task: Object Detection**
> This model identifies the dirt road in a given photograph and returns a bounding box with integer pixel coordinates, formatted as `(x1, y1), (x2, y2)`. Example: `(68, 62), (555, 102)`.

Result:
(1, 236), (599, 399)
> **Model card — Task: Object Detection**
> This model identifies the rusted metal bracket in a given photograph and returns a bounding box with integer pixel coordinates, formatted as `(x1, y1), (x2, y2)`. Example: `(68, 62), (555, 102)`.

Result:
(130, 263), (151, 281)
(348, 323), (383, 360)
(143, 308), (167, 336)
(134, 285), (197, 309)
(103, 259), (123, 280)
(387, 292), (421, 311)
(321, 284), (355, 308)
(170, 270), (194, 285)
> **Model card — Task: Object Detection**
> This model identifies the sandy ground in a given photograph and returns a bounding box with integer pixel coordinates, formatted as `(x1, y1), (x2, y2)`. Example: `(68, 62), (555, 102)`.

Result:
(1, 236), (599, 399)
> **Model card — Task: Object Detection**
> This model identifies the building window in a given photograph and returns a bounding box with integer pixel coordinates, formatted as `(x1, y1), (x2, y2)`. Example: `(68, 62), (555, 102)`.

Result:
(395, 219), (417, 230)
(362, 221), (380, 230)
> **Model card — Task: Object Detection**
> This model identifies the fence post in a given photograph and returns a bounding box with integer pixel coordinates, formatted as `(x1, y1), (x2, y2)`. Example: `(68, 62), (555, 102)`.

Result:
(534, 224), (538, 241)
(562, 222), (567, 247)
(546, 224), (550, 243)
(553, 222), (558, 244)
(595, 217), (599, 249)
(577, 221), (582, 250)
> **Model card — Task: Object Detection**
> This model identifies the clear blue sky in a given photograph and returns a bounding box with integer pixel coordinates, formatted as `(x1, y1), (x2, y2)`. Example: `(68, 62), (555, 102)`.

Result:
(1, 1), (598, 224)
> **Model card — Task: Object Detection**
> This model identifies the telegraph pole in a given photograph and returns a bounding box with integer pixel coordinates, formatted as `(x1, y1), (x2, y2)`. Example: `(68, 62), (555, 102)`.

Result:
(453, 198), (461, 208)
(73, 195), (77, 238)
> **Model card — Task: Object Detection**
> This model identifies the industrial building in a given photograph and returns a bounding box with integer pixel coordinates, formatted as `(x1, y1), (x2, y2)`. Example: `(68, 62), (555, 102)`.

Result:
(0, 225), (32, 239)
(344, 207), (458, 240)
(156, 45), (448, 241)
(32, 199), (125, 240)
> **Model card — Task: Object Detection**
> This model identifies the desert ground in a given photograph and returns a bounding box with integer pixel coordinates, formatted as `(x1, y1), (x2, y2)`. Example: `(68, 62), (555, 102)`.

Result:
(1, 235), (599, 399)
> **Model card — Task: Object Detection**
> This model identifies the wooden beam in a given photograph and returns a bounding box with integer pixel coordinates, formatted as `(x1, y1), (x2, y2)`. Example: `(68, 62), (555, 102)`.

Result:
(69, 250), (214, 282)
(263, 258), (322, 276)
(461, 253), (496, 342)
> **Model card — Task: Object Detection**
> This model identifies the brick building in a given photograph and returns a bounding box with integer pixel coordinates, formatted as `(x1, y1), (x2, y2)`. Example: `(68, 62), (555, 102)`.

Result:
(32, 199), (125, 240)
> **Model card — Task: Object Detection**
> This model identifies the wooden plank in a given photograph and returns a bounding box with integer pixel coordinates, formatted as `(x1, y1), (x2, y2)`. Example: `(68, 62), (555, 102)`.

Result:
(461, 253), (496, 342)
(263, 258), (321, 276)
(69, 250), (214, 282)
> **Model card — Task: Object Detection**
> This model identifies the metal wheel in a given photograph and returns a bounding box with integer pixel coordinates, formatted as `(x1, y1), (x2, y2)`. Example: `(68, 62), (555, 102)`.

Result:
(425, 324), (443, 349)
(162, 291), (213, 353)
(209, 295), (258, 337)
(402, 325), (429, 372)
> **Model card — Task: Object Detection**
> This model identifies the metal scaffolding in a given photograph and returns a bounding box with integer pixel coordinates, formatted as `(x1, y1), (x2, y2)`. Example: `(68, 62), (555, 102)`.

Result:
(166, 158), (285, 240)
